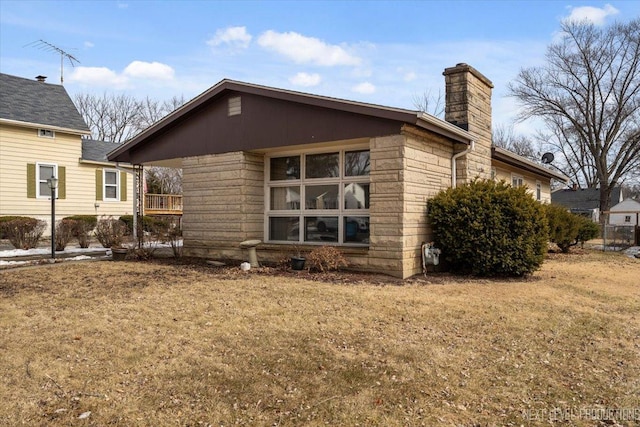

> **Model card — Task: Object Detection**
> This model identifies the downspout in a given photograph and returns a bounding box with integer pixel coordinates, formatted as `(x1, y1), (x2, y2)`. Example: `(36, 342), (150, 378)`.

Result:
(451, 140), (475, 188)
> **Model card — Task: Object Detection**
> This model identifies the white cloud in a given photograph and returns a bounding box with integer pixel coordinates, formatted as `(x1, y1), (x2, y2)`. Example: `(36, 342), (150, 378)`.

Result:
(257, 30), (361, 66)
(403, 71), (417, 82)
(68, 66), (128, 87)
(563, 4), (619, 26)
(207, 26), (252, 49)
(123, 61), (175, 80)
(289, 72), (321, 87)
(352, 82), (375, 94)
(84, 41), (94, 49)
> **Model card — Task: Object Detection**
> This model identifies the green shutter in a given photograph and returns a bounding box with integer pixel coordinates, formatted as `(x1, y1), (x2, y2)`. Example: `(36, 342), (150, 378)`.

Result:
(95, 169), (103, 201)
(57, 166), (66, 199)
(27, 163), (36, 198)
(120, 171), (127, 202)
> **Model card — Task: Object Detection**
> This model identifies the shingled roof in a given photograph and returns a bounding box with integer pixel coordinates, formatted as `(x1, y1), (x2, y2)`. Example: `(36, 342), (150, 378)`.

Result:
(81, 139), (124, 163)
(0, 73), (90, 133)
(551, 187), (623, 210)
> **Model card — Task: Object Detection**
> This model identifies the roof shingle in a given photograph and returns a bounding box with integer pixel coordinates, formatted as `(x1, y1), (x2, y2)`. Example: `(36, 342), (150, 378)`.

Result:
(0, 73), (89, 132)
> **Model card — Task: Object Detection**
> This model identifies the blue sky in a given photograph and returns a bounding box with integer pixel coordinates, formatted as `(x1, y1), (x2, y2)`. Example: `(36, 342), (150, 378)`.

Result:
(1, 1), (638, 135)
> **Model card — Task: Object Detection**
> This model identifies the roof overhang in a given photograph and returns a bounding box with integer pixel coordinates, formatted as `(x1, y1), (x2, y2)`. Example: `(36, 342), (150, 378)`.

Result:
(492, 146), (569, 182)
(0, 118), (91, 136)
(79, 159), (133, 168)
(108, 79), (472, 164)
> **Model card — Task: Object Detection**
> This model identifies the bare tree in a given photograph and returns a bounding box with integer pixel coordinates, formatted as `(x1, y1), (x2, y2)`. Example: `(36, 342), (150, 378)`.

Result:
(492, 124), (539, 162)
(413, 88), (445, 118)
(509, 18), (640, 218)
(75, 92), (187, 194)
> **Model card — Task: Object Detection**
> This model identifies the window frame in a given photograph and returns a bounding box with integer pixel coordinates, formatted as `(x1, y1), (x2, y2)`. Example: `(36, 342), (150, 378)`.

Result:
(36, 162), (58, 199)
(536, 181), (542, 201)
(265, 145), (370, 246)
(38, 128), (55, 138)
(103, 169), (120, 202)
(511, 174), (524, 188)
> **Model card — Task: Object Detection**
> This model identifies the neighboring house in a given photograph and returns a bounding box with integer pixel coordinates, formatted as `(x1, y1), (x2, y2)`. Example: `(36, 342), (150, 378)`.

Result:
(0, 73), (134, 234)
(609, 199), (640, 226)
(551, 186), (623, 222)
(109, 63), (567, 278)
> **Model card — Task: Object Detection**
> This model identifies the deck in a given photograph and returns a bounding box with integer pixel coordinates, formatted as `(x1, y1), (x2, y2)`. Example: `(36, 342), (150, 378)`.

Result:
(144, 194), (183, 216)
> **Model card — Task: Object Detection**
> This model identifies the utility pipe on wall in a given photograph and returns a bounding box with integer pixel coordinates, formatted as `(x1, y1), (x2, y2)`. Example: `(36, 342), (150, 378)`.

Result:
(451, 140), (475, 188)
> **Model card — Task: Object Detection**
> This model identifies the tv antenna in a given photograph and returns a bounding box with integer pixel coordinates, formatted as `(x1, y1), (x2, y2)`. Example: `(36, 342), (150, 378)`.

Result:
(24, 39), (80, 85)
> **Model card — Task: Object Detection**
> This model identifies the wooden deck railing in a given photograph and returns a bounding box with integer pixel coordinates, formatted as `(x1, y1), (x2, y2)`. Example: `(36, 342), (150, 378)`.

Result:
(144, 194), (183, 215)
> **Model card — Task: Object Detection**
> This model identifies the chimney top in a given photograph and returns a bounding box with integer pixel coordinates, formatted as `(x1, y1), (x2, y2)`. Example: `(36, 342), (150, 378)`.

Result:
(35, 75), (47, 82)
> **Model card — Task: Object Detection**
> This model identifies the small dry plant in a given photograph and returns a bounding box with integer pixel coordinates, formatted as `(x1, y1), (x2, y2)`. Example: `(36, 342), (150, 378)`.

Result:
(2, 217), (46, 249)
(94, 216), (127, 248)
(54, 220), (75, 251)
(306, 245), (348, 272)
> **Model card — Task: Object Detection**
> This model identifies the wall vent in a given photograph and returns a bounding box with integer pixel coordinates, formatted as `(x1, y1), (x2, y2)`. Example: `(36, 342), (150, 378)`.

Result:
(228, 96), (241, 116)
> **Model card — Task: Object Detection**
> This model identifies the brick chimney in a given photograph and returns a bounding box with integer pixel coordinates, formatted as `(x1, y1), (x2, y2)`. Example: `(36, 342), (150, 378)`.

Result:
(443, 63), (493, 183)
(35, 75), (47, 82)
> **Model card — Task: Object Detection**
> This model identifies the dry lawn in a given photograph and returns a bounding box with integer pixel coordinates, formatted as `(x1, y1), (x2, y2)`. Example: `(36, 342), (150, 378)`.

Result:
(0, 251), (638, 426)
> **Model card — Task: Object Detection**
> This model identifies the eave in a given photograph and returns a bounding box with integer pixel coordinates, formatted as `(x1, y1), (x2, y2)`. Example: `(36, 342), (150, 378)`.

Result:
(492, 146), (569, 182)
(0, 118), (91, 136)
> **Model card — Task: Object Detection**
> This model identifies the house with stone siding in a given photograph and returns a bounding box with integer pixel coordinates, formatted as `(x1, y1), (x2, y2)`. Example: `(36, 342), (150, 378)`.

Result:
(108, 63), (567, 278)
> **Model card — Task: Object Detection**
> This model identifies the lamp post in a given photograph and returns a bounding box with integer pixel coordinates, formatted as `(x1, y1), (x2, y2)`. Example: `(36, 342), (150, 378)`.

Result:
(47, 177), (58, 259)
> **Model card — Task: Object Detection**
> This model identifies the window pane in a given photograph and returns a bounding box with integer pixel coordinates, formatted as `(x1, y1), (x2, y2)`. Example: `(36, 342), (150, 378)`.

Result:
(344, 183), (369, 209)
(305, 185), (339, 210)
(40, 165), (54, 180)
(270, 186), (300, 210)
(39, 182), (51, 197)
(305, 216), (338, 242)
(345, 217), (369, 243)
(105, 186), (117, 199)
(305, 153), (339, 178)
(345, 150), (370, 176)
(269, 217), (299, 241)
(105, 171), (117, 185)
(270, 156), (300, 180)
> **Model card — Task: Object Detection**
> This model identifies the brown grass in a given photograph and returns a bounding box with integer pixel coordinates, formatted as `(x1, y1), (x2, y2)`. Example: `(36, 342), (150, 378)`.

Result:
(1, 251), (638, 426)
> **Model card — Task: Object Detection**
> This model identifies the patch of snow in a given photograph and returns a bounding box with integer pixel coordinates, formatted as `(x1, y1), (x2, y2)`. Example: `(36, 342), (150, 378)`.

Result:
(0, 259), (30, 266)
(0, 246), (108, 258)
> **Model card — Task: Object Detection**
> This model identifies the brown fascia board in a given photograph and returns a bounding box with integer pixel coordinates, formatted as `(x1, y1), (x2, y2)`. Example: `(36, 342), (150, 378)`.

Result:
(108, 79), (470, 162)
(492, 146), (569, 182)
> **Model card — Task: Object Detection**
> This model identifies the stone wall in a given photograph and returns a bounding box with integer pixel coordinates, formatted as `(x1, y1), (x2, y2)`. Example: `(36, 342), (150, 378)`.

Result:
(182, 151), (264, 259)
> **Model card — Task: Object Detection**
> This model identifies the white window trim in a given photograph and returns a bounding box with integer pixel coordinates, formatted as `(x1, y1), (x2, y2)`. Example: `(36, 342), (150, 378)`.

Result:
(511, 173), (524, 188)
(536, 181), (542, 201)
(38, 129), (55, 138)
(103, 169), (120, 202)
(265, 145), (370, 246)
(36, 162), (58, 199)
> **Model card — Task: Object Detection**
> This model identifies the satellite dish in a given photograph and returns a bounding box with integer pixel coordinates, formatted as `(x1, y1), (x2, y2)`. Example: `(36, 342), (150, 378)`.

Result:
(541, 152), (555, 164)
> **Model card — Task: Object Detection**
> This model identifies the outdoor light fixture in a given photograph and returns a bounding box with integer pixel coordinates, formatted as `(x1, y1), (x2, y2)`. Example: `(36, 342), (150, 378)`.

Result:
(47, 177), (58, 259)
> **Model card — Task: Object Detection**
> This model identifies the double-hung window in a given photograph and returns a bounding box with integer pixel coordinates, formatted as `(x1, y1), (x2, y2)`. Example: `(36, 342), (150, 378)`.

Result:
(103, 169), (119, 201)
(266, 148), (370, 245)
(36, 163), (57, 198)
(512, 174), (524, 188)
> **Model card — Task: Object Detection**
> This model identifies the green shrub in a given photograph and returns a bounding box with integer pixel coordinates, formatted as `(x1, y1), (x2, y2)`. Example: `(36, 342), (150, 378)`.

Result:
(577, 217), (600, 247)
(1, 217), (46, 249)
(119, 215), (162, 234)
(544, 204), (582, 253)
(427, 179), (548, 277)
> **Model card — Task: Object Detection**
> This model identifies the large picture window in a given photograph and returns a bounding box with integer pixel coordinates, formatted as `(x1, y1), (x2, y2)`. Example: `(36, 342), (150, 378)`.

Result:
(267, 149), (370, 245)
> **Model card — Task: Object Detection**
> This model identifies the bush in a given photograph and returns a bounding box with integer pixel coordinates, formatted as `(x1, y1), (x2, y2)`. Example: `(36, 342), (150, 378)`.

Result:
(576, 217), (600, 247)
(306, 246), (348, 273)
(95, 217), (127, 248)
(119, 215), (162, 235)
(1, 217), (46, 250)
(54, 219), (75, 251)
(0, 216), (34, 239)
(63, 215), (97, 248)
(427, 179), (548, 277)
(544, 204), (583, 253)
